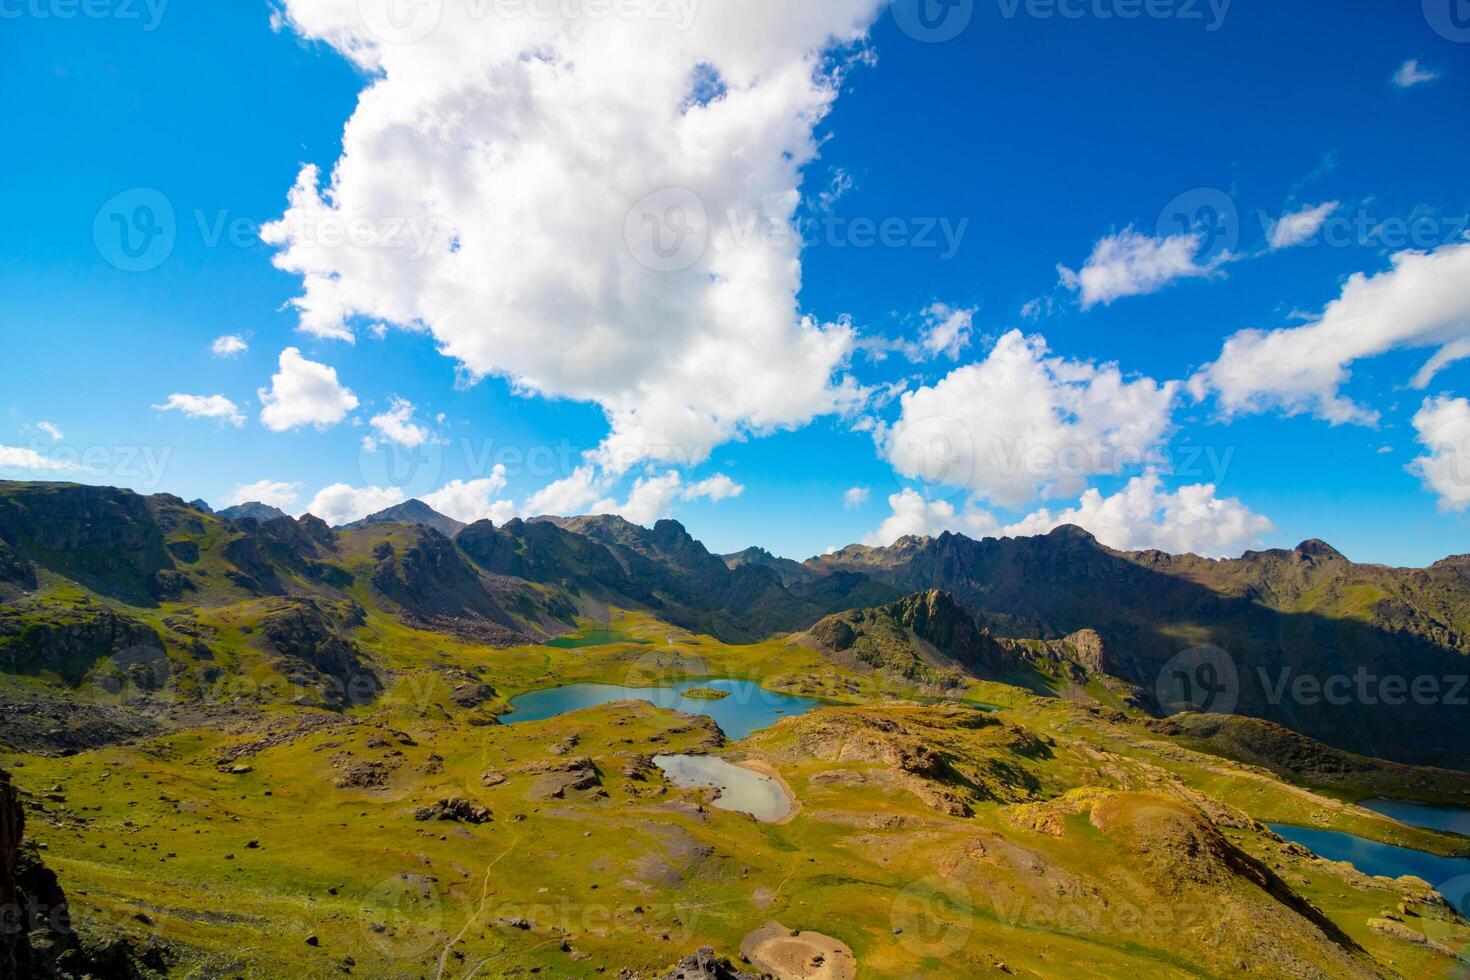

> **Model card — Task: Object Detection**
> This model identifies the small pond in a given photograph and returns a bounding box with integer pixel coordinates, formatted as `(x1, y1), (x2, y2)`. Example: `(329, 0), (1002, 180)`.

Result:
(1359, 798), (1470, 837)
(1269, 823), (1470, 914)
(654, 754), (796, 823)
(502, 678), (822, 740)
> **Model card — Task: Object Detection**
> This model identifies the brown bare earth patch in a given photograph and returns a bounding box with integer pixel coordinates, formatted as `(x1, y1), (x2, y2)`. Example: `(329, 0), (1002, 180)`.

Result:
(739, 921), (856, 980)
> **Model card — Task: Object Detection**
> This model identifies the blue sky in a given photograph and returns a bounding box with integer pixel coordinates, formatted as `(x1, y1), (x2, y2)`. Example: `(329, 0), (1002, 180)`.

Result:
(2, 0), (1468, 564)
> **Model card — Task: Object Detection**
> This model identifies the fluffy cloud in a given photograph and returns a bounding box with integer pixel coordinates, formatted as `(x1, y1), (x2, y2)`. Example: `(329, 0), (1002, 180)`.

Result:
(881, 330), (1178, 508)
(369, 397), (432, 449)
(862, 489), (996, 546)
(258, 347), (360, 432)
(267, 1), (885, 474)
(684, 473), (745, 503)
(1267, 201), (1339, 250)
(1393, 59), (1440, 89)
(152, 393), (246, 427)
(0, 446), (80, 473)
(1190, 243), (1470, 424)
(1002, 472), (1274, 557)
(212, 334), (248, 357)
(593, 471), (686, 527)
(303, 483), (406, 526)
(843, 486), (870, 509)
(222, 479), (301, 510)
(1410, 395), (1470, 511)
(524, 466), (603, 518)
(1058, 227), (1221, 308)
(420, 470), (513, 524)
(865, 474), (1273, 558)
(917, 302), (974, 360)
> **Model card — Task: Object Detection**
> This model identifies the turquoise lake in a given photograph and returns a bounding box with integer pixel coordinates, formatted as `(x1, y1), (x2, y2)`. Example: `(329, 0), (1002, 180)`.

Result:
(501, 678), (822, 740)
(1359, 798), (1470, 837)
(1269, 823), (1470, 914)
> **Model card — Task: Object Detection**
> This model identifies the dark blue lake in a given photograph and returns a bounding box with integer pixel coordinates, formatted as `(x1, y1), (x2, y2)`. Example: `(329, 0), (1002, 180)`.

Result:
(501, 678), (822, 740)
(1359, 799), (1470, 837)
(1269, 824), (1470, 914)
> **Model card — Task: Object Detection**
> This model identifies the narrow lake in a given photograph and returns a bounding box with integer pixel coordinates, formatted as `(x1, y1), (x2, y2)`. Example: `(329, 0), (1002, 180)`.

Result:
(654, 754), (795, 823)
(1359, 798), (1470, 837)
(501, 678), (822, 740)
(1269, 824), (1470, 914)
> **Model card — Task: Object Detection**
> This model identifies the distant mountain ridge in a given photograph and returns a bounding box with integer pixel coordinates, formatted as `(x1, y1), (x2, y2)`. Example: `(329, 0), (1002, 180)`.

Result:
(3, 479), (1470, 767)
(343, 499), (466, 538)
(216, 501), (289, 523)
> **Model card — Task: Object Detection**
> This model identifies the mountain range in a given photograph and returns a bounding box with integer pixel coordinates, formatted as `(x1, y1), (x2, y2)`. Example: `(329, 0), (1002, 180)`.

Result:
(5, 479), (1470, 977)
(2, 481), (1467, 768)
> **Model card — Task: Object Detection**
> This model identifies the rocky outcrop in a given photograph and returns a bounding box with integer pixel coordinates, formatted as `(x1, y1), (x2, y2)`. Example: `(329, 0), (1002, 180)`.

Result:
(369, 528), (532, 644)
(258, 598), (379, 707)
(659, 946), (762, 980)
(800, 590), (1008, 686)
(0, 603), (165, 687)
(0, 769), (163, 978)
(413, 798), (491, 824)
(0, 539), (35, 593)
(0, 483), (174, 604)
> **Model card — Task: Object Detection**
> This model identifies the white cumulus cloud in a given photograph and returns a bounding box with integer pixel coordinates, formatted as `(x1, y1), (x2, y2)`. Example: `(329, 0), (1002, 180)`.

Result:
(212, 334), (249, 357)
(369, 396), (432, 449)
(153, 393), (246, 427)
(881, 330), (1178, 508)
(258, 347), (360, 432)
(593, 471), (686, 527)
(0, 446), (81, 473)
(266, 0), (885, 475)
(843, 486), (870, 509)
(917, 302), (975, 360)
(222, 479), (301, 510)
(1059, 227), (1222, 308)
(684, 473), (745, 503)
(864, 474), (1273, 558)
(1410, 395), (1470, 511)
(1190, 242), (1470, 424)
(420, 470), (513, 524)
(1002, 472), (1274, 557)
(304, 483), (406, 526)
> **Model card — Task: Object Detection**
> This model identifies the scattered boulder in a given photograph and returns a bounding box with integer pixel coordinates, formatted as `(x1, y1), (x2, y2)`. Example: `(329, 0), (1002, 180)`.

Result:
(413, 799), (492, 824)
(659, 945), (763, 980)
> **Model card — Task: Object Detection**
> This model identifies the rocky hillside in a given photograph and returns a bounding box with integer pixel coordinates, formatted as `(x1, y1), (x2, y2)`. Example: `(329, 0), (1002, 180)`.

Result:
(797, 590), (1010, 689)
(814, 525), (1470, 768)
(6, 479), (1470, 770)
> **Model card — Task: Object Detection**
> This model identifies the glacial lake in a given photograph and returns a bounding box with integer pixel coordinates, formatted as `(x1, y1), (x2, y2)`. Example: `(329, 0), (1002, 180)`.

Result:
(1359, 798), (1470, 837)
(654, 754), (795, 823)
(501, 678), (822, 740)
(1269, 824), (1470, 914)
